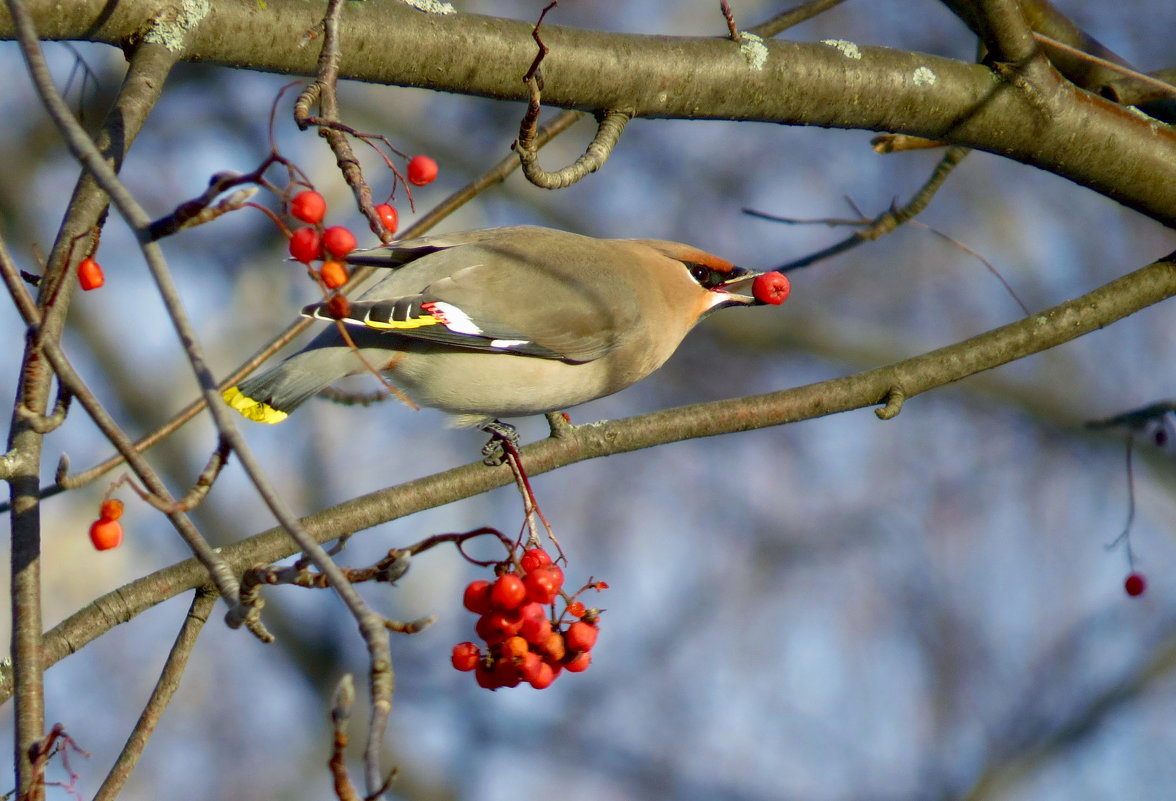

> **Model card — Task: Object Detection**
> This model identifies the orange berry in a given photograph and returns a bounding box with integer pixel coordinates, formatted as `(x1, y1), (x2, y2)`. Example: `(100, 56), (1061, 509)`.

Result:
(566, 601), (586, 618)
(89, 518), (123, 550)
(319, 260), (348, 289)
(500, 636), (529, 661)
(541, 630), (566, 662)
(99, 499), (124, 522)
(78, 257), (104, 291)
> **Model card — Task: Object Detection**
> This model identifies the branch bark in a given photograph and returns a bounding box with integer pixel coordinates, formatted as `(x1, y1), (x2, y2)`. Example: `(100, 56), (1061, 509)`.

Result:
(5, 249), (1173, 705)
(3, 1), (1176, 226)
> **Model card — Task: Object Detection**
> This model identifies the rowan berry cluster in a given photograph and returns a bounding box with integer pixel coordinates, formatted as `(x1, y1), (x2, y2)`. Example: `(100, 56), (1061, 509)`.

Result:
(287, 190), (364, 290)
(283, 154), (437, 291)
(451, 547), (604, 690)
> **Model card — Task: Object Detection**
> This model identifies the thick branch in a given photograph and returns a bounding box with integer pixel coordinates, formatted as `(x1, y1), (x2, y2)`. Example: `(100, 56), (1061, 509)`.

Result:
(4, 1), (1176, 226)
(5, 250), (1174, 704)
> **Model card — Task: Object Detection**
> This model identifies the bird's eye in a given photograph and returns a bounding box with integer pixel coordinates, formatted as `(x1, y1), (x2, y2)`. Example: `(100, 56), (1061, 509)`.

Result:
(689, 263), (713, 284)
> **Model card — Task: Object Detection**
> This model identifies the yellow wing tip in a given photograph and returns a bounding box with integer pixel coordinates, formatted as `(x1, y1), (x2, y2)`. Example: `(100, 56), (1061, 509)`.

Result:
(222, 386), (289, 424)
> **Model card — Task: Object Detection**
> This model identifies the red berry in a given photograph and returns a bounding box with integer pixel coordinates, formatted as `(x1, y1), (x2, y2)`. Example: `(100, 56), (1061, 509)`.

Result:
(752, 272), (791, 305)
(520, 548), (552, 572)
(325, 295), (350, 320)
(451, 642), (480, 671)
(463, 580), (492, 614)
(99, 499), (124, 522)
(289, 227), (323, 263)
(319, 260), (349, 289)
(1125, 572), (1147, 597)
(566, 601), (586, 618)
(565, 621), (598, 652)
(372, 203), (398, 235)
(477, 609), (523, 644)
(524, 564), (564, 604)
(78, 257), (104, 291)
(89, 518), (123, 550)
(527, 659), (557, 689)
(474, 663), (500, 690)
(407, 155), (438, 186)
(490, 573), (526, 610)
(290, 190), (327, 224)
(490, 658), (522, 688)
(564, 650), (592, 673)
(519, 606), (553, 646)
(322, 225), (357, 259)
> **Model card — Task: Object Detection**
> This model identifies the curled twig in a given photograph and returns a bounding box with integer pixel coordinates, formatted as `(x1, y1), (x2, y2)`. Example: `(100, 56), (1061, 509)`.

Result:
(16, 384), (72, 434)
(513, 2), (632, 189)
(109, 436), (232, 516)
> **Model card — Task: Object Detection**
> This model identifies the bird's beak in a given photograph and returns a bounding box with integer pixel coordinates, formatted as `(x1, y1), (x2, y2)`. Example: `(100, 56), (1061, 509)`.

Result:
(713, 267), (761, 306)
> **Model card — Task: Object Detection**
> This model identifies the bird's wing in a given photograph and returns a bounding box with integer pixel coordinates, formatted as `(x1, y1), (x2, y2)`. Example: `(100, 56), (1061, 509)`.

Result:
(305, 236), (639, 362)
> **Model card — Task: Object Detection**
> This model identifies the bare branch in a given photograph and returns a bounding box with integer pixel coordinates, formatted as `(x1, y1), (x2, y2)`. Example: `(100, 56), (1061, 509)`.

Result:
(8, 250), (1175, 705)
(92, 589), (217, 801)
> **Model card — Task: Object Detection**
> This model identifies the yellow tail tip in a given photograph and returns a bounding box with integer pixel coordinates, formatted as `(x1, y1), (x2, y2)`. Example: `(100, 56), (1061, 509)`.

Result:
(223, 386), (289, 424)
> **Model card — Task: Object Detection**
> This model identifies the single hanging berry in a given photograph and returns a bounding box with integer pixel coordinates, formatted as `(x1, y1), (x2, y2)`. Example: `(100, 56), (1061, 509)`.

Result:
(78, 257), (104, 291)
(89, 518), (123, 550)
(407, 155), (438, 186)
(1124, 572), (1147, 597)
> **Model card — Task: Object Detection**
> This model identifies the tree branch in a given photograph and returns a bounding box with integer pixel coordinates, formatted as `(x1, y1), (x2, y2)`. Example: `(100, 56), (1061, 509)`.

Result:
(6, 249), (1173, 705)
(4, 1), (1176, 226)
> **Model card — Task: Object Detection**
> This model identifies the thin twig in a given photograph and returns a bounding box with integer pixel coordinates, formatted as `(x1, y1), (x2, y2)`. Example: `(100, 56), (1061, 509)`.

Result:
(747, 0), (848, 38)
(92, 589), (216, 801)
(513, 2), (632, 189)
(0, 109), (583, 512)
(1033, 32), (1176, 103)
(6, 252), (1176, 706)
(751, 145), (971, 272)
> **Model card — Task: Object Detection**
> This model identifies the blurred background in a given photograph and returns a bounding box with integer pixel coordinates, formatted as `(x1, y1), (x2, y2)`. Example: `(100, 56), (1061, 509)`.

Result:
(2, 1), (1175, 799)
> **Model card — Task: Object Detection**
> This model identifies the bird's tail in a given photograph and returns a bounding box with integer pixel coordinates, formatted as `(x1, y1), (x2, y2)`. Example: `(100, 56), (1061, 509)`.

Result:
(223, 348), (356, 424)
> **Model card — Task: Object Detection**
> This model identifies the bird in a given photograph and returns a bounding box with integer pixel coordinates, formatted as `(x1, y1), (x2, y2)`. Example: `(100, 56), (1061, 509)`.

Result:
(223, 226), (788, 428)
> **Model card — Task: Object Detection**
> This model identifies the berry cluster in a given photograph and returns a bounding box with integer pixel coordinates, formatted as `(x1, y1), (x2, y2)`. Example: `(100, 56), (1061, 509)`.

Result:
(89, 499), (124, 551)
(452, 547), (603, 690)
(284, 156), (437, 289)
(287, 190), (363, 290)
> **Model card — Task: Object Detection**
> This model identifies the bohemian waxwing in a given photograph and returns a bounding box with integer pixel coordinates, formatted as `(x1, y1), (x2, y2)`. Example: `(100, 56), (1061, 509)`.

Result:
(223, 226), (787, 427)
